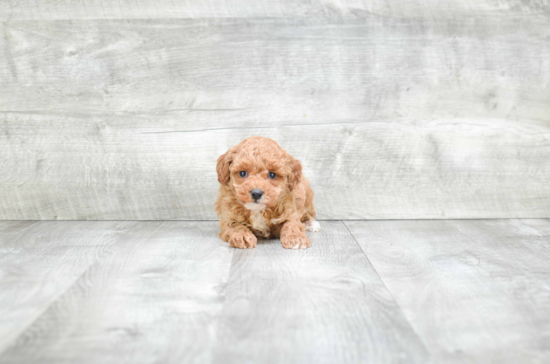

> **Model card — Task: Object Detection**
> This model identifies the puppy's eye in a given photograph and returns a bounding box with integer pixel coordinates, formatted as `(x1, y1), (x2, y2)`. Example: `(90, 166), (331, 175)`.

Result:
(268, 172), (276, 179)
(239, 171), (247, 178)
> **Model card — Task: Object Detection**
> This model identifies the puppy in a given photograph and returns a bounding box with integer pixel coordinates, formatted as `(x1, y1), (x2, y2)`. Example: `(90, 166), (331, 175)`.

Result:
(215, 136), (320, 249)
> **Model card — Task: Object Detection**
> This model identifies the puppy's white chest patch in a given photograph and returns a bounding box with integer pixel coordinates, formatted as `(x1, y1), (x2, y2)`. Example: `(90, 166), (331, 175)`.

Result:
(244, 202), (266, 212)
(250, 211), (270, 238)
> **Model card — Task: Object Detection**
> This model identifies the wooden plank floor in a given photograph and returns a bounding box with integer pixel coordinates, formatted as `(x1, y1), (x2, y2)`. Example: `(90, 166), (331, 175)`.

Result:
(0, 220), (548, 363)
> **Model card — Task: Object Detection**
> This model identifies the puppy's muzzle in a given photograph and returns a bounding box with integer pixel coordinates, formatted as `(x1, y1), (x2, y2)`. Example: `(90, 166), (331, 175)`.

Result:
(251, 189), (263, 201)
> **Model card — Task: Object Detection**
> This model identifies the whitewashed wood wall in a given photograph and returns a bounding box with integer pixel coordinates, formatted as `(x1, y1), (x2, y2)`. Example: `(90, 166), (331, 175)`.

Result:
(1, 1), (549, 220)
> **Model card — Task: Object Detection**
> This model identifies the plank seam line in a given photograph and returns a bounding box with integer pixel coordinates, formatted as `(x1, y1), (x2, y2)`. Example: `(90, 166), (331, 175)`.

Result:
(1, 13), (549, 21)
(0, 266), (96, 357)
(210, 244), (237, 353)
(138, 120), (381, 134)
(341, 220), (431, 358)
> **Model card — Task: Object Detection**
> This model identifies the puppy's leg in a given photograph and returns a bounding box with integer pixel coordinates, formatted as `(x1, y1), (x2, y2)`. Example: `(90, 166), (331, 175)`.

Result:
(220, 221), (257, 249)
(280, 219), (311, 250)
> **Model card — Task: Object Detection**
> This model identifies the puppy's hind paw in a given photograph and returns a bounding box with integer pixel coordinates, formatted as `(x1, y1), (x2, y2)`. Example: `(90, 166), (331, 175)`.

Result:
(304, 219), (321, 232)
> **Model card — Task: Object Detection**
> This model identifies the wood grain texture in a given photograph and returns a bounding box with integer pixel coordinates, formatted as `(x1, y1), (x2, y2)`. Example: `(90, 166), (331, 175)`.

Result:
(1, 17), (550, 220)
(2, 18), (549, 120)
(0, 221), (132, 354)
(345, 219), (550, 363)
(214, 221), (428, 363)
(1, 0), (550, 20)
(1, 116), (549, 220)
(1, 220), (549, 362)
(519, 218), (550, 236)
(0, 221), (234, 363)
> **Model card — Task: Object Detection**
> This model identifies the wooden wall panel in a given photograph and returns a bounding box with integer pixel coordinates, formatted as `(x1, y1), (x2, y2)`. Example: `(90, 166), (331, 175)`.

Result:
(1, 1), (549, 20)
(1, 17), (549, 220)
(1, 114), (549, 220)
(2, 19), (549, 123)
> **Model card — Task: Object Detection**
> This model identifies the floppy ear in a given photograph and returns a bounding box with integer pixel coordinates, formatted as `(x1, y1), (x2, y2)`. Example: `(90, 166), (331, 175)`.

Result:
(216, 150), (233, 185)
(287, 155), (302, 190)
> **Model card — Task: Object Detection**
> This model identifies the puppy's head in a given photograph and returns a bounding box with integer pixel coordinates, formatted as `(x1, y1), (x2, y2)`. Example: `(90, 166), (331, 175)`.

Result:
(217, 136), (302, 210)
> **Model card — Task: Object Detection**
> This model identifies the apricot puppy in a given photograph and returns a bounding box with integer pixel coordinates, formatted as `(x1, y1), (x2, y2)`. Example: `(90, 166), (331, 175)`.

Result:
(215, 136), (320, 249)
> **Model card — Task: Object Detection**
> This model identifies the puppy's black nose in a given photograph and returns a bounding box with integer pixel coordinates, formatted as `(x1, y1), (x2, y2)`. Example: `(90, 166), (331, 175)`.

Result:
(251, 189), (263, 201)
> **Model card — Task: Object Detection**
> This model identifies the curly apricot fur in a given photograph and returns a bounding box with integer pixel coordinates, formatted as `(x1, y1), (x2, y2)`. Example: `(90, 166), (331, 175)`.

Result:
(215, 136), (317, 249)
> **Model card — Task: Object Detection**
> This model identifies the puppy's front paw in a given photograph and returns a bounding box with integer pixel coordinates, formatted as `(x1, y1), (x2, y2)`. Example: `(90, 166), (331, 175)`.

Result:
(281, 234), (311, 250)
(229, 231), (257, 249)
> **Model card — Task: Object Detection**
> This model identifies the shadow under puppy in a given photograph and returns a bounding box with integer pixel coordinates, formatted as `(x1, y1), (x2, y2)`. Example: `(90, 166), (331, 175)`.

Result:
(215, 136), (320, 249)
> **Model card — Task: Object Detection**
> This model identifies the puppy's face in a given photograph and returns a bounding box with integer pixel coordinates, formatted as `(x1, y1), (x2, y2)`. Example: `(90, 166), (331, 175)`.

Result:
(217, 137), (302, 211)
(230, 155), (285, 210)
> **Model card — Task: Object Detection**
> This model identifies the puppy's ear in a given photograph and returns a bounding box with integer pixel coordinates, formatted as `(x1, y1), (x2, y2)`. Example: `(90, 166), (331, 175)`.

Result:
(216, 149), (233, 185)
(287, 155), (302, 190)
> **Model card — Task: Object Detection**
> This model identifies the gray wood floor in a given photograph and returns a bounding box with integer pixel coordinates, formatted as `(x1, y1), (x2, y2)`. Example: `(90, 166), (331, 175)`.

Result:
(0, 219), (549, 363)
